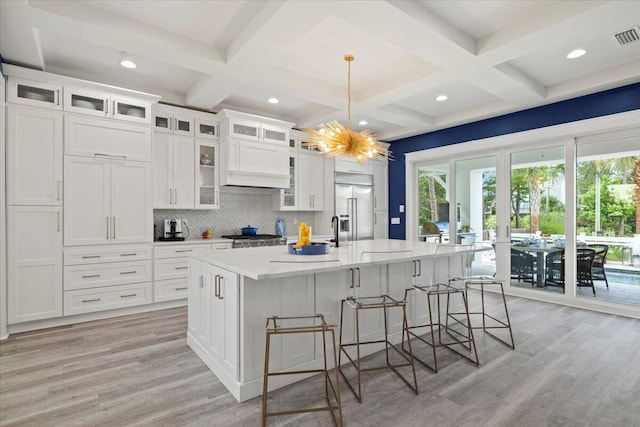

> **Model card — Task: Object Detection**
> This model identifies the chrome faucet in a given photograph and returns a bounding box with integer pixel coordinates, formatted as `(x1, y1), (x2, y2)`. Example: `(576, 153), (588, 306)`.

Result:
(331, 215), (339, 247)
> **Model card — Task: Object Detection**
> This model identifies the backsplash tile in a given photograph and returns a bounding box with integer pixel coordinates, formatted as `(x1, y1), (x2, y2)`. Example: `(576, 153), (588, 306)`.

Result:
(154, 191), (318, 240)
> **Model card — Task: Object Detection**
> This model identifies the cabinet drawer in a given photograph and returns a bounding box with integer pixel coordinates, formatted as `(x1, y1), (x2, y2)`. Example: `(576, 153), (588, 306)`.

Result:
(154, 258), (189, 280)
(64, 260), (152, 290)
(154, 278), (188, 302)
(64, 245), (152, 265)
(64, 282), (152, 316)
(211, 242), (233, 251)
(153, 243), (212, 259)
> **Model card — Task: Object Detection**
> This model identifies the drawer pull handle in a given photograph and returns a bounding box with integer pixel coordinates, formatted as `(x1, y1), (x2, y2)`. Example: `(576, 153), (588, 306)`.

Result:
(82, 298), (101, 303)
(175, 249), (192, 253)
(82, 255), (101, 259)
(120, 271), (137, 275)
(120, 293), (137, 298)
(175, 266), (188, 270)
(120, 253), (137, 257)
(82, 274), (101, 278)
(175, 287), (187, 291)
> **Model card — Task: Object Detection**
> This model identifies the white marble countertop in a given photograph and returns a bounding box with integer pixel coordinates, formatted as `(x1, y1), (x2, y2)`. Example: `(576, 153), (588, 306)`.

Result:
(194, 239), (486, 280)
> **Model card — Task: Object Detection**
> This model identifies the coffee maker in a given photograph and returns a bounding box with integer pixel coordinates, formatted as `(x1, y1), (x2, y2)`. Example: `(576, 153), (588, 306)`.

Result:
(160, 218), (185, 241)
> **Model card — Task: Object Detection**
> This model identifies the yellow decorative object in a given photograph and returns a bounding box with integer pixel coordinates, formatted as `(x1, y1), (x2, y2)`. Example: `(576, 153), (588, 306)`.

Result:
(294, 222), (311, 248)
(303, 55), (390, 164)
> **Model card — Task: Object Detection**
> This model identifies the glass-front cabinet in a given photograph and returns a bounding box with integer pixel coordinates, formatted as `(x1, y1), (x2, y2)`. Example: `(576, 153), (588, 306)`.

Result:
(64, 87), (151, 124)
(229, 119), (260, 141)
(195, 118), (219, 140)
(196, 140), (219, 209)
(153, 110), (194, 136)
(8, 77), (62, 110)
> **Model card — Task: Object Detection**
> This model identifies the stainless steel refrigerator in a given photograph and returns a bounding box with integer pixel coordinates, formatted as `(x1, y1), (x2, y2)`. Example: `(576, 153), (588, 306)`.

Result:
(335, 172), (374, 242)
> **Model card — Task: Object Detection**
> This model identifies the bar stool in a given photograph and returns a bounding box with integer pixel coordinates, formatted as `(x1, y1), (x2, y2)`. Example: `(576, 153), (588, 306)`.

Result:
(447, 244), (515, 350)
(262, 260), (343, 427)
(338, 250), (419, 403)
(403, 244), (478, 373)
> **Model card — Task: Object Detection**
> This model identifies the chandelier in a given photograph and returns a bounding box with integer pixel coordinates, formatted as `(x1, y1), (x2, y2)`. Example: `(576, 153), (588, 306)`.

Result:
(304, 54), (389, 163)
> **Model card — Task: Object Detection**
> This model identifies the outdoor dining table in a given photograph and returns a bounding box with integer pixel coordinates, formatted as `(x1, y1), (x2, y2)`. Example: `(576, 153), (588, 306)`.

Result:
(512, 244), (563, 287)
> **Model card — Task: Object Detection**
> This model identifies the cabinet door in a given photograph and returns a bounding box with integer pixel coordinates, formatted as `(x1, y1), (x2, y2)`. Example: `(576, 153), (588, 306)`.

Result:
(152, 132), (173, 208)
(196, 118), (219, 140)
(172, 114), (194, 136)
(110, 161), (153, 244)
(7, 77), (62, 110)
(64, 87), (109, 118)
(352, 265), (385, 343)
(298, 153), (324, 211)
(279, 274), (315, 370)
(373, 161), (388, 210)
(195, 141), (219, 209)
(188, 259), (204, 339)
(7, 105), (63, 205)
(111, 95), (151, 125)
(64, 156), (111, 246)
(172, 136), (195, 209)
(374, 210), (388, 239)
(274, 153), (297, 210)
(7, 206), (63, 323)
(261, 125), (288, 144)
(211, 267), (239, 379)
(229, 119), (260, 141)
(64, 115), (152, 162)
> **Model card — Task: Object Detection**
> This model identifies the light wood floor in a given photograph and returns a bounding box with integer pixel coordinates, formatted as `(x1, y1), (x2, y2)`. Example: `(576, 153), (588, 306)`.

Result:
(2, 293), (639, 426)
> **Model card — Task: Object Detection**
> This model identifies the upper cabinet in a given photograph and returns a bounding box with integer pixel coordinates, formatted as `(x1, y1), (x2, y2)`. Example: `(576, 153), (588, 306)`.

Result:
(64, 86), (152, 125)
(7, 105), (63, 206)
(65, 115), (152, 162)
(7, 77), (62, 110)
(196, 140), (220, 209)
(153, 104), (194, 136)
(195, 117), (219, 140)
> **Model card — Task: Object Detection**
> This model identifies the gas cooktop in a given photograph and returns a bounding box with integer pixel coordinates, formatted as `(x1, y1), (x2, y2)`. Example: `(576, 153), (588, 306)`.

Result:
(221, 234), (283, 240)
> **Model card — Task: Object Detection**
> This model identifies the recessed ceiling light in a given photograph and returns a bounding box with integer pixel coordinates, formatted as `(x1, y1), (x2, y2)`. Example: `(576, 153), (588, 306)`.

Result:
(268, 97), (279, 104)
(436, 94), (448, 102)
(358, 120), (368, 126)
(566, 49), (586, 59)
(120, 59), (137, 69)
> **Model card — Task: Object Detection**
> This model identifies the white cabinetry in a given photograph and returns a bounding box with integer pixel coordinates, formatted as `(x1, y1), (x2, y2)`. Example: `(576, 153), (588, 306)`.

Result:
(64, 86), (151, 124)
(241, 274), (316, 382)
(298, 152), (324, 211)
(64, 115), (152, 162)
(153, 104), (194, 136)
(7, 206), (63, 323)
(218, 109), (294, 188)
(64, 156), (152, 246)
(335, 156), (373, 175)
(195, 117), (219, 140)
(153, 242), (231, 302)
(273, 130), (325, 211)
(7, 76), (62, 110)
(195, 140), (220, 209)
(188, 258), (239, 382)
(152, 134), (195, 209)
(63, 245), (153, 316)
(7, 105), (63, 205)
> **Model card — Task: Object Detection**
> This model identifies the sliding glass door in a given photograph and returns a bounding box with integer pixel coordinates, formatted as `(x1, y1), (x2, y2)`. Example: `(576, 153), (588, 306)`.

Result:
(508, 146), (566, 293)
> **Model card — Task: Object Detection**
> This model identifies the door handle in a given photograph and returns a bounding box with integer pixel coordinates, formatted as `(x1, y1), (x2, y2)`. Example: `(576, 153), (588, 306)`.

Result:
(57, 212), (61, 232)
(356, 267), (361, 287)
(112, 217), (116, 239)
(106, 217), (109, 239)
(349, 268), (355, 289)
(218, 275), (224, 299)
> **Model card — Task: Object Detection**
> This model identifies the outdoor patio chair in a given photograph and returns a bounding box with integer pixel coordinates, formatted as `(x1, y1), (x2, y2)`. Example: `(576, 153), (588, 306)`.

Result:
(511, 248), (535, 285)
(545, 249), (565, 288)
(588, 244), (609, 288)
(576, 248), (597, 296)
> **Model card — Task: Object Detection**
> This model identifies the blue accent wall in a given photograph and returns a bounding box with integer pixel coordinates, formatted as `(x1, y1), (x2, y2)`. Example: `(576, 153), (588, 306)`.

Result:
(388, 82), (640, 240)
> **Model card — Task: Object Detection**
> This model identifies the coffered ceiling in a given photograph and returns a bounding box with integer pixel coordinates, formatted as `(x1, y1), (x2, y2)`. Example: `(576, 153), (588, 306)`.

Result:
(1, 0), (639, 141)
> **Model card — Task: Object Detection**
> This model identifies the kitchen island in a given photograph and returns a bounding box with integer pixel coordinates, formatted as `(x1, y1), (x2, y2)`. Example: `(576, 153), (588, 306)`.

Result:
(187, 239), (478, 402)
